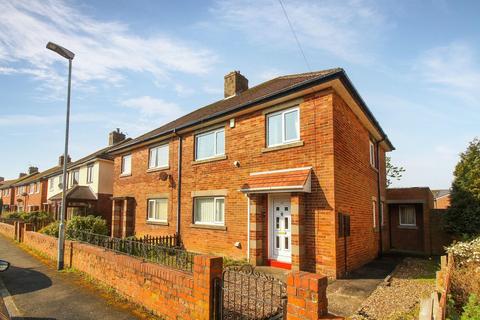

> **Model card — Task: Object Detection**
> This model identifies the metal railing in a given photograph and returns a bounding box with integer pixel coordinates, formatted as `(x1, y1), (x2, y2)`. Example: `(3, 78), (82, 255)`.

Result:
(70, 230), (197, 273)
(133, 234), (180, 248)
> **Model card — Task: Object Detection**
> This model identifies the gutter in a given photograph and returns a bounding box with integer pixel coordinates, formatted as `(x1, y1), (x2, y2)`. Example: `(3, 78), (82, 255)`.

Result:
(173, 129), (182, 246)
(376, 138), (385, 256)
(110, 70), (395, 154)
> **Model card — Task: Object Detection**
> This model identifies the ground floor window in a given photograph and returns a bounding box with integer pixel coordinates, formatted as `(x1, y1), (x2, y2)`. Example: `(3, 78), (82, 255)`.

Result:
(194, 197), (224, 225)
(399, 205), (416, 226)
(147, 198), (168, 223)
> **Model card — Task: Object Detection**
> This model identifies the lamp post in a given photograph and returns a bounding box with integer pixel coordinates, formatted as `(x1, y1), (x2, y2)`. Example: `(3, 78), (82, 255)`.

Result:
(46, 42), (75, 271)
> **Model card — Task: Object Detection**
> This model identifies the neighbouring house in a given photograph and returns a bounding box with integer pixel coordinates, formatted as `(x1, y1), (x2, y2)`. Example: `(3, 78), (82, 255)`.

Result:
(432, 189), (451, 209)
(11, 167), (41, 213)
(0, 174), (28, 213)
(386, 187), (451, 255)
(109, 68), (394, 278)
(46, 129), (129, 228)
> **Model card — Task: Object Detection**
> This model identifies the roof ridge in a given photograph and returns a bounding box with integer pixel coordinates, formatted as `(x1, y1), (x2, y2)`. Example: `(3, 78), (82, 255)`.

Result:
(278, 68), (343, 79)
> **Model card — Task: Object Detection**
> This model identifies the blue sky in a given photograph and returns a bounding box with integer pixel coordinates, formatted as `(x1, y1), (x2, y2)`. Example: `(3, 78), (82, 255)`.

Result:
(0, 0), (479, 189)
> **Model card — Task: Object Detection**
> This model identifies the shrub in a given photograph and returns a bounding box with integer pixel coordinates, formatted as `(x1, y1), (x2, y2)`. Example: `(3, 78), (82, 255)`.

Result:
(447, 237), (480, 265)
(20, 211), (52, 224)
(461, 294), (480, 320)
(65, 215), (108, 238)
(39, 221), (60, 237)
(4, 211), (22, 219)
(39, 215), (108, 239)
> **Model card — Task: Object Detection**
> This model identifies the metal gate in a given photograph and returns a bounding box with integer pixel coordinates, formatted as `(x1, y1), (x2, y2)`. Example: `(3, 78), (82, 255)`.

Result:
(214, 265), (287, 320)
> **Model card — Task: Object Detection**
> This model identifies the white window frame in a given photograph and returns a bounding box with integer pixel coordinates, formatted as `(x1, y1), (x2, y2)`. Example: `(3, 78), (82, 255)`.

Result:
(86, 164), (94, 184)
(194, 196), (225, 226)
(121, 154), (132, 175)
(399, 205), (417, 227)
(380, 201), (385, 226)
(147, 198), (168, 223)
(372, 200), (377, 228)
(29, 183), (35, 194)
(266, 106), (300, 147)
(148, 144), (169, 169)
(36, 182), (40, 194)
(71, 170), (79, 186)
(369, 140), (377, 168)
(195, 128), (225, 161)
(49, 178), (54, 191)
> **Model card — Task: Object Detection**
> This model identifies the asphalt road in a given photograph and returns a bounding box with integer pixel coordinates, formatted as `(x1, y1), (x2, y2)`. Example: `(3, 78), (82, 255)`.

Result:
(0, 235), (149, 320)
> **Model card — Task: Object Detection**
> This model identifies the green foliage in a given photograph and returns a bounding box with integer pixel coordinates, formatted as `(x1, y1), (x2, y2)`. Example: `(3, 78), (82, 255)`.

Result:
(461, 294), (480, 320)
(445, 138), (480, 236)
(20, 211), (52, 224)
(386, 156), (406, 187)
(39, 215), (108, 238)
(39, 220), (60, 237)
(65, 215), (108, 238)
(4, 211), (22, 219)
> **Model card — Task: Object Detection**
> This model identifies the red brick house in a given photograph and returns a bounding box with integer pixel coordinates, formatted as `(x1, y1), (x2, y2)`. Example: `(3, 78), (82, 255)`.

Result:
(1, 176), (25, 213)
(432, 189), (451, 209)
(109, 69), (394, 278)
(10, 167), (41, 212)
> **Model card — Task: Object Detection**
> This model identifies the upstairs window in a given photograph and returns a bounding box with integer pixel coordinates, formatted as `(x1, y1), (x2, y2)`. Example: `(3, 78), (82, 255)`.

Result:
(121, 155), (131, 175)
(86, 164), (94, 183)
(195, 128), (225, 160)
(369, 140), (377, 168)
(267, 107), (300, 147)
(36, 182), (40, 193)
(194, 197), (225, 225)
(29, 183), (35, 194)
(71, 170), (79, 186)
(147, 198), (168, 223)
(49, 178), (54, 191)
(58, 175), (63, 188)
(149, 144), (169, 169)
(399, 205), (416, 226)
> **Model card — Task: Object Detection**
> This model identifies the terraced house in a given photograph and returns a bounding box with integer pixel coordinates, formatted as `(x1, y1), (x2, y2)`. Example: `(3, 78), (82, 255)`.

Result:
(1, 174), (29, 213)
(109, 68), (394, 278)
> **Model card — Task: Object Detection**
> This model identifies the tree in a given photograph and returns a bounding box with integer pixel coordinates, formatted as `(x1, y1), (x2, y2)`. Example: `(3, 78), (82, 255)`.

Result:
(386, 156), (405, 187)
(445, 138), (480, 236)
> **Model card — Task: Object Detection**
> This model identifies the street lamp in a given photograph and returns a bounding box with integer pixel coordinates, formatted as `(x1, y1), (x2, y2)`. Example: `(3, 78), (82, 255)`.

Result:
(46, 42), (74, 271)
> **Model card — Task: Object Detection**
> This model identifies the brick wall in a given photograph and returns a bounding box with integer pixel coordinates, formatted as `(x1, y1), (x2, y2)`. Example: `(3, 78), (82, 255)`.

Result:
(22, 230), (222, 319)
(434, 195), (451, 209)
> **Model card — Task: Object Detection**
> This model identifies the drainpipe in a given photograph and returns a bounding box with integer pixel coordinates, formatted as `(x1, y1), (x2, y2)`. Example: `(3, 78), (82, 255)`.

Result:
(376, 138), (385, 256)
(246, 194), (251, 263)
(173, 129), (182, 246)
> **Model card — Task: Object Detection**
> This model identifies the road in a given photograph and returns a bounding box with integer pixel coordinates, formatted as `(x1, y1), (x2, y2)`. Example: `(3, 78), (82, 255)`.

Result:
(0, 235), (154, 320)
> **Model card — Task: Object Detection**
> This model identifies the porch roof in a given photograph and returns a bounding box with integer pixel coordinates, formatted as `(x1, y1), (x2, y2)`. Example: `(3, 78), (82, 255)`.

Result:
(49, 185), (97, 201)
(240, 167), (312, 194)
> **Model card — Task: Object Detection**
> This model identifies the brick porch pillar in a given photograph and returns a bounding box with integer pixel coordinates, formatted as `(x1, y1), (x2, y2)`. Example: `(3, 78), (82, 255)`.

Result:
(111, 199), (121, 237)
(286, 271), (329, 319)
(291, 193), (305, 271)
(249, 194), (267, 266)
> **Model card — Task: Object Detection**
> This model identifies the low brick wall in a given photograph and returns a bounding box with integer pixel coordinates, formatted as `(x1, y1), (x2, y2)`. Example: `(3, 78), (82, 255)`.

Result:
(23, 230), (222, 319)
(0, 222), (15, 239)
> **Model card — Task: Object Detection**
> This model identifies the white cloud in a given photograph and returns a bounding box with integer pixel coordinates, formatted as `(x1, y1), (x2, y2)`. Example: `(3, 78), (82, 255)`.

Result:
(121, 95), (183, 117)
(212, 0), (385, 64)
(0, 0), (217, 96)
(0, 112), (108, 127)
(416, 42), (480, 104)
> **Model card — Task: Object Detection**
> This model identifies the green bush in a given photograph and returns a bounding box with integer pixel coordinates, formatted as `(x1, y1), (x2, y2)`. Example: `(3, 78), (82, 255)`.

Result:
(461, 294), (480, 320)
(39, 220), (60, 237)
(4, 211), (22, 219)
(39, 215), (108, 239)
(20, 211), (52, 224)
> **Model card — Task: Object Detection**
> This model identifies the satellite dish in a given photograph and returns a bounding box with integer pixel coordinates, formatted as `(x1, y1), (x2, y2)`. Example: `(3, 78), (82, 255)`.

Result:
(159, 172), (169, 181)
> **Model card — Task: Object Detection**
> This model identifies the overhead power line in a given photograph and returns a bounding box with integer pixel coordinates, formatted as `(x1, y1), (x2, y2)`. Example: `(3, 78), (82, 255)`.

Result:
(277, 0), (311, 71)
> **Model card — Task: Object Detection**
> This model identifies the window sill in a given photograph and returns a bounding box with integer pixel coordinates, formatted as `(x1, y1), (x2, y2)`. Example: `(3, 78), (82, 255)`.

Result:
(147, 221), (169, 226)
(146, 166), (169, 173)
(190, 224), (227, 231)
(398, 225), (418, 230)
(119, 173), (132, 178)
(192, 155), (227, 165)
(261, 141), (304, 153)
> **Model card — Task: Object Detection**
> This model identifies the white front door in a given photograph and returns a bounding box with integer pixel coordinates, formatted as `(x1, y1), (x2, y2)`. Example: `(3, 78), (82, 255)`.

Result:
(271, 196), (292, 263)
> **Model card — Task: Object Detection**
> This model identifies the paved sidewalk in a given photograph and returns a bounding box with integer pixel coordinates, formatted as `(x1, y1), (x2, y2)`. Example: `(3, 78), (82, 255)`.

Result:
(0, 235), (152, 320)
(327, 255), (402, 317)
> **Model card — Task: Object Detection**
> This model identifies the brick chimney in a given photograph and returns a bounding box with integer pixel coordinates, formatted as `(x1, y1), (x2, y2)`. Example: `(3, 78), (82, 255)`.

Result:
(58, 155), (72, 166)
(19, 173), (27, 178)
(0, 177), (4, 183)
(224, 71), (248, 98)
(28, 166), (39, 175)
(109, 128), (126, 146)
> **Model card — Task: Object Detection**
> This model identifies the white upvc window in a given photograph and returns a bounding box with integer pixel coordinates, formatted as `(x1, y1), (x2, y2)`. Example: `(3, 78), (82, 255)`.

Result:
(36, 182), (40, 193)
(49, 178), (54, 191)
(149, 144), (169, 169)
(29, 183), (35, 194)
(399, 205), (416, 226)
(380, 201), (385, 226)
(195, 128), (225, 161)
(369, 140), (377, 168)
(71, 170), (79, 186)
(194, 197), (225, 225)
(86, 164), (94, 183)
(121, 155), (131, 175)
(266, 107), (300, 147)
(147, 198), (168, 223)
(372, 200), (377, 228)
(58, 175), (63, 188)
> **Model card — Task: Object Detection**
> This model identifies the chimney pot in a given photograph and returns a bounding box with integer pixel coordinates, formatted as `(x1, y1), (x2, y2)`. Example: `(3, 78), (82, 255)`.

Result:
(224, 71), (248, 98)
(109, 129), (126, 146)
(59, 155), (71, 166)
(28, 166), (38, 175)
(0, 177), (4, 182)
